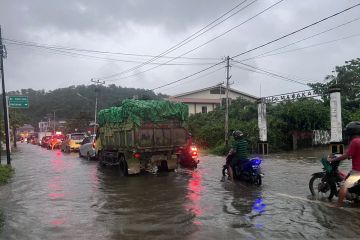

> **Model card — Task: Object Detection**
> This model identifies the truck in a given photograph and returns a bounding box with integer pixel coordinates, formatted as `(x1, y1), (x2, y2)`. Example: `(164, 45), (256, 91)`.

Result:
(96, 99), (189, 175)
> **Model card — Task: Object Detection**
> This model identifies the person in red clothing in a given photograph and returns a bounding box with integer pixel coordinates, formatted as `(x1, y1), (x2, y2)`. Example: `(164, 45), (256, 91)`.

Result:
(328, 121), (360, 207)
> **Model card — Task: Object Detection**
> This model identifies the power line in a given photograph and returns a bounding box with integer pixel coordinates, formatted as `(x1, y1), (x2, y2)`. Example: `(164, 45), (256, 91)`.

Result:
(232, 3), (360, 59)
(246, 33), (360, 59)
(96, 0), (256, 80)
(160, 66), (225, 92)
(5, 41), (220, 66)
(239, 16), (360, 62)
(3, 38), (219, 61)
(150, 61), (225, 91)
(99, 0), (285, 82)
(231, 60), (308, 86)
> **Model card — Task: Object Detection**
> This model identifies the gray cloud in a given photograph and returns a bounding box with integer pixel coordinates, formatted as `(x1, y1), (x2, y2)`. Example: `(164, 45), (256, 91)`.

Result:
(1, 0), (360, 97)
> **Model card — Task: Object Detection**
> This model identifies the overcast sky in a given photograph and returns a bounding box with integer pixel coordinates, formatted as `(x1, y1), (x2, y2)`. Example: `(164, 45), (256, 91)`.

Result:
(1, 0), (359, 97)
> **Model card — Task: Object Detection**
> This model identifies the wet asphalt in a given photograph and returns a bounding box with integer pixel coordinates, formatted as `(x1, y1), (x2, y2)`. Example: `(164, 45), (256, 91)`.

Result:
(1, 143), (360, 239)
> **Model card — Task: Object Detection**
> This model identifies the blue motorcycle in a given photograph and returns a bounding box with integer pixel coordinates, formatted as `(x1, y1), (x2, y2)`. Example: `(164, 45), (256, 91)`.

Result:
(222, 158), (263, 185)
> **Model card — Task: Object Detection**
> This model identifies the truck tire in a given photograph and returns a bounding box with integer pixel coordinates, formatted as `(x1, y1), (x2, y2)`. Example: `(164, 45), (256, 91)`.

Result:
(119, 155), (128, 176)
(159, 160), (169, 172)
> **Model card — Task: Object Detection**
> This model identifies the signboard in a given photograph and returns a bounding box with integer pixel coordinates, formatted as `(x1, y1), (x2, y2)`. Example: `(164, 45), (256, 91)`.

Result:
(8, 96), (29, 108)
(262, 89), (318, 103)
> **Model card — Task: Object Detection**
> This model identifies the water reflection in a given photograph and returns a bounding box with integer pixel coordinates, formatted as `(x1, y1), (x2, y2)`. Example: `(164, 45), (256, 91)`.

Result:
(48, 150), (67, 226)
(185, 171), (204, 220)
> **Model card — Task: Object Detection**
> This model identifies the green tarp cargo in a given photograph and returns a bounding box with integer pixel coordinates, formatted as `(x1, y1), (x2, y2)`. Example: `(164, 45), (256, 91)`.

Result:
(98, 99), (189, 126)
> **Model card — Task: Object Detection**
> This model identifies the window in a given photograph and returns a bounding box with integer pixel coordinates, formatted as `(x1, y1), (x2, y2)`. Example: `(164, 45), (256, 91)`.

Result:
(210, 88), (225, 94)
(202, 106), (207, 113)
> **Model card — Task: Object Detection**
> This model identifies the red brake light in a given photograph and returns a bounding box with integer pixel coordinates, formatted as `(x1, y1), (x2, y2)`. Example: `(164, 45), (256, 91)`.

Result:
(134, 153), (141, 159)
(92, 142), (96, 148)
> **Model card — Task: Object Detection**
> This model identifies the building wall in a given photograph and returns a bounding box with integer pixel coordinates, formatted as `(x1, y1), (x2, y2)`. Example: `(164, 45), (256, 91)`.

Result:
(178, 89), (256, 103)
(172, 87), (257, 115)
(181, 89), (242, 100)
(188, 103), (217, 115)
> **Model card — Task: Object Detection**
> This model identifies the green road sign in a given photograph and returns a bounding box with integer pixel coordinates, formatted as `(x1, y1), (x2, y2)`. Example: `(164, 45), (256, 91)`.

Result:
(8, 96), (29, 108)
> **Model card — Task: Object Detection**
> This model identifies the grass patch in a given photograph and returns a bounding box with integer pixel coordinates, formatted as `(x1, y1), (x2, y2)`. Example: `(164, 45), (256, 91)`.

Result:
(0, 209), (3, 231)
(0, 165), (14, 185)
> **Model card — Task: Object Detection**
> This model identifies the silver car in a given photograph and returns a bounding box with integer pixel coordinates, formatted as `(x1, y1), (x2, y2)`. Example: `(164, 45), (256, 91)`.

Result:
(78, 135), (96, 160)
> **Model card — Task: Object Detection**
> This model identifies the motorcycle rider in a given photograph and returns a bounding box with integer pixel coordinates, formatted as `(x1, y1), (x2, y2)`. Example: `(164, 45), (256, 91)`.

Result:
(328, 121), (360, 207)
(227, 130), (249, 181)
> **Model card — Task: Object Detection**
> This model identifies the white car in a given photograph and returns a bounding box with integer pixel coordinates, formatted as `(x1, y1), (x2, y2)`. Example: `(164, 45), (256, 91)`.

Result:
(79, 135), (96, 160)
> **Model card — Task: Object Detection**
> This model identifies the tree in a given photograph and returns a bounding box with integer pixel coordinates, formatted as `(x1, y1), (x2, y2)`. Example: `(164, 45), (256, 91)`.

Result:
(9, 109), (28, 147)
(309, 58), (360, 113)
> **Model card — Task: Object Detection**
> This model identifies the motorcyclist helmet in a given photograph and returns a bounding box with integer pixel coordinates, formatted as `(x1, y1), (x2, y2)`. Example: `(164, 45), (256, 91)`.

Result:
(232, 130), (244, 139)
(345, 121), (360, 137)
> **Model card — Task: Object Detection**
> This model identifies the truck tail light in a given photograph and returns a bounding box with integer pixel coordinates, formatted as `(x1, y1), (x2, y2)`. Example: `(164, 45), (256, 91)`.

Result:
(134, 153), (141, 159)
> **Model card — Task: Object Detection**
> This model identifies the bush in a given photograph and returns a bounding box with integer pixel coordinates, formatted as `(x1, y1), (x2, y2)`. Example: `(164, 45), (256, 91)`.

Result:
(210, 141), (232, 156)
(0, 165), (14, 184)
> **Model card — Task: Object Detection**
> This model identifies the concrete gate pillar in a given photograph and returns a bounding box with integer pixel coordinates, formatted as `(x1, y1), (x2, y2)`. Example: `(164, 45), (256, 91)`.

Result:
(329, 86), (344, 154)
(257, 99), (268, 155)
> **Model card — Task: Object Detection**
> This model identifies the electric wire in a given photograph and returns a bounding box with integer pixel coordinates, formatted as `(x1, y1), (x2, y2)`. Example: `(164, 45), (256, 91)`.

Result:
(101, 0), (285, 83)
(96, 0), (256, 80)
(3, 38), (219, 61)
(160, 66), (225, 92)
(150, 61), (226, 91)
(246, 33), (360, 60)
(5, 41), (220, 66)
(231, 3), (360, 59)
(238, 16), (360, 62)
(232, 60), (309, 86)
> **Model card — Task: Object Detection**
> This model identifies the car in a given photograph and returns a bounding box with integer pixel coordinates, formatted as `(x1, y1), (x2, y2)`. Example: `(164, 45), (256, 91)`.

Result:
(60, 133), (86, 153)
(79, 135), (96, 160)
(28, 133), (39, 145)
(40, 136), (52, 148)
(47, 134), (65, 150)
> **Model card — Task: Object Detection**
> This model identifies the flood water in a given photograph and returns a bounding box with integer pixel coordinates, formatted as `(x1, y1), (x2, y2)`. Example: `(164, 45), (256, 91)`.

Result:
(1, 144), (360, 239)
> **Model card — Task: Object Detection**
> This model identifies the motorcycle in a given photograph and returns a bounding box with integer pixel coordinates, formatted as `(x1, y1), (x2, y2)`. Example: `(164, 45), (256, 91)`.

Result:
(178, 145), (199, 168)
(222, 156), (263, 185)
(309, 157), (360, 202)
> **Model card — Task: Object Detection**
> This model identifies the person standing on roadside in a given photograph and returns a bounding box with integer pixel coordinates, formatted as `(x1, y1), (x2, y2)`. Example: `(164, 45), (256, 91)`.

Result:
(328, 121), (360, 207)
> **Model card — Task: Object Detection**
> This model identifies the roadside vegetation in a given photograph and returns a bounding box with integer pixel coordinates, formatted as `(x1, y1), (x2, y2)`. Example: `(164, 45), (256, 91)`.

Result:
(189, 58), (360, 154)
(0, 164), (14, 185)
(0, 164), (13, 232)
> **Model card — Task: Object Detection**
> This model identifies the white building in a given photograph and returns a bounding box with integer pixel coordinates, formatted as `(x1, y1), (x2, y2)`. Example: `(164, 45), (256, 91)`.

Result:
(169, 84), (258, 115)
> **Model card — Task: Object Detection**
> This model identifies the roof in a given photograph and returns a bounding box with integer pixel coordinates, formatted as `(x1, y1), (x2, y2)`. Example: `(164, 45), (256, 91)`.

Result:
(169, 98), (221, 104)
(171, 84), (258, 100)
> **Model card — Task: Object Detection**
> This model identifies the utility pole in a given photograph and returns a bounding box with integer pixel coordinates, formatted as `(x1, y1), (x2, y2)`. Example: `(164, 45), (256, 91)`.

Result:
(0, 25), (11, 165)
(91, 79), (105, 134)
(225, 56), (231, 147)
(53, 111), (56, 133)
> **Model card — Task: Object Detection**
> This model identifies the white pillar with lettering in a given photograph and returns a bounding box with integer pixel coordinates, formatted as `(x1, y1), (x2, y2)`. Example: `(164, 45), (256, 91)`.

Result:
(258, 99), (267, 142)
(329, 88), (342, 143)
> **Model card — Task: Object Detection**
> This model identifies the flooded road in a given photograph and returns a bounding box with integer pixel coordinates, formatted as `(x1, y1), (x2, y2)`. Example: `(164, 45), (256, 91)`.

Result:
(1, 144), (360, 239)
